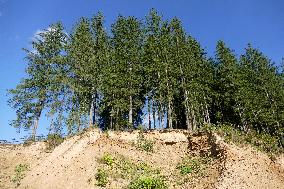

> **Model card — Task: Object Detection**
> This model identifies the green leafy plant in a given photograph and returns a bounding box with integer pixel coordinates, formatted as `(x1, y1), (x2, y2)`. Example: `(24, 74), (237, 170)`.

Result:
(178, 165), (193, 175)
(177, 156), (212, 177)
(95, 168), (108, 187)
(96, 154), (164, 186)
(177, 159), (200, 176)
(11, 164), (29, 186)
(128, 176), (168, 189)
(100, 153), (114, 166)
(136, 132), (154, 152)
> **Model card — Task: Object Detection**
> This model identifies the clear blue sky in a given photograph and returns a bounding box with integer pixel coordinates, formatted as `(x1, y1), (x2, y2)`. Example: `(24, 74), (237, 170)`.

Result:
(1, 0), (284, 142)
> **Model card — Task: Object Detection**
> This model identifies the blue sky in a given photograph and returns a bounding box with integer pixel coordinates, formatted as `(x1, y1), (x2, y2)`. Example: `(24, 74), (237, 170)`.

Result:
(0, 0), (284, 142)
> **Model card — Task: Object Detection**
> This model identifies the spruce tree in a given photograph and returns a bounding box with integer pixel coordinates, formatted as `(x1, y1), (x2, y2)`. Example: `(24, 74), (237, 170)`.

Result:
(182, 37), (214, 130)
(143, 9), (163, 129)
(66, 17), (96, 131)
(215, 40), (240, 124)
(238, 45), (284, 133)
(110, 15), (144, 128)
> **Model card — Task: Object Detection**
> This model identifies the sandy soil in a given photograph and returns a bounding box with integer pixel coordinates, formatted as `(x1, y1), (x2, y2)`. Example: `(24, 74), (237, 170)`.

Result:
(0, 142), (47, 189)
(0, 129), (283, 189)
(214, 135), (284, 189)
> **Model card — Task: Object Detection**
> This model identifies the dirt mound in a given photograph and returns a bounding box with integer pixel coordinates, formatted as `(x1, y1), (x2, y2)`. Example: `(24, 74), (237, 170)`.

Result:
(0, 129), (283, 189)
(214, 135), (284, 189)
(0, 142), (47, 189)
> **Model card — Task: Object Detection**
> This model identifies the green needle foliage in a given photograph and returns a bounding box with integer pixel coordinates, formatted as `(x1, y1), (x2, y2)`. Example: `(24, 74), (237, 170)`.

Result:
(214, 40), (240, 124)
(8, 9), (284, 150)
(109, 15), (144, 129)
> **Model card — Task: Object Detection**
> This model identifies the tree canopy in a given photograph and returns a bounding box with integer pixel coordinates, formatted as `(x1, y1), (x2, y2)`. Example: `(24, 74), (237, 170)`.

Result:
(8, 10), (284, 143)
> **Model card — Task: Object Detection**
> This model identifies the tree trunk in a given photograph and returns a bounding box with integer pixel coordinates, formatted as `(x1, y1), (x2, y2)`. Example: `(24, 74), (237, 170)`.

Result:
(168, 99), (173, 129)
(148, 97), (151, 130)
(191, 105), (197, 131)
(237, 104), (247, 131)
(153, 99), (156, 129)
(162, 109), (165, 129)
(153, 106), (157, 129)
(116, 108), (119, 130)
(202, 96), (210, 124)
(89, 92), (97, 127)
(205, 103), (210, 124)
(186, 111), (192, 131)
(93, 92), (97, 126)
(89, 100), (94, 127)
(110, 107), (114, 130)
(77, 117), (81, 132)
(158, 106), (161, 129)
(32, 105), (43, 140)
(49, 117), (54, 135)
(184, 90), (192, 131)
(32, 118), (39, 141)
(165, 66), (173, 129)
(159, 95), (162, 129)
(129, 96), (133, 126)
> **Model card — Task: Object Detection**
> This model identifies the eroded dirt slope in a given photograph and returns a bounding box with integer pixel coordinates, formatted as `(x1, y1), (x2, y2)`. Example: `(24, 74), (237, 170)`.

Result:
(0, 129), (283, 189)
(0, 142), (47, 189)
(214, 134), (284, 189)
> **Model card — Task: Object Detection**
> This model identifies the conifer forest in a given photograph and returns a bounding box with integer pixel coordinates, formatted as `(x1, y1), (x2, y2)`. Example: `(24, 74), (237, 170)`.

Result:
(8, 9), (284, 144)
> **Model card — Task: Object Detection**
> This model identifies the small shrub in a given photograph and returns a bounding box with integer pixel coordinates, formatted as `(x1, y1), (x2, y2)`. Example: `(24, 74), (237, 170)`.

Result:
(214, 124), (283, 155)
(247, 131), (280, 154)
(177, 156), (211, 177)
(114, 155), (137, 179)
(137, 124), (145, 131)
(136, 133), (154, 152)
(137, 162), (154, 173)
(100, 153), (114, 166)
(95, 154), (165, 187)
(177, 160), (198, 176)
(178, 165), (192, 175)
(46, 134), (64, 151)
(95, 168), (108, 187)
(107, 154), (162, 181)
(23, 136), (35, 146)
(136, 162), (161, 177)
(11, 164), (29, 186)
(128, 176), (168, 189)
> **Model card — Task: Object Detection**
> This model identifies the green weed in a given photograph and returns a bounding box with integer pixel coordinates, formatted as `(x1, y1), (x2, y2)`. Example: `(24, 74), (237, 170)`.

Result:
(128, 176), (168, 189)
(100, 153), (114, 166)
(177, 155), (212, 176)
(11, 164), (29, 186)
(136, 132), (154, 152)
(94, 153), (165, 188)
(95, 168), (108, 187)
